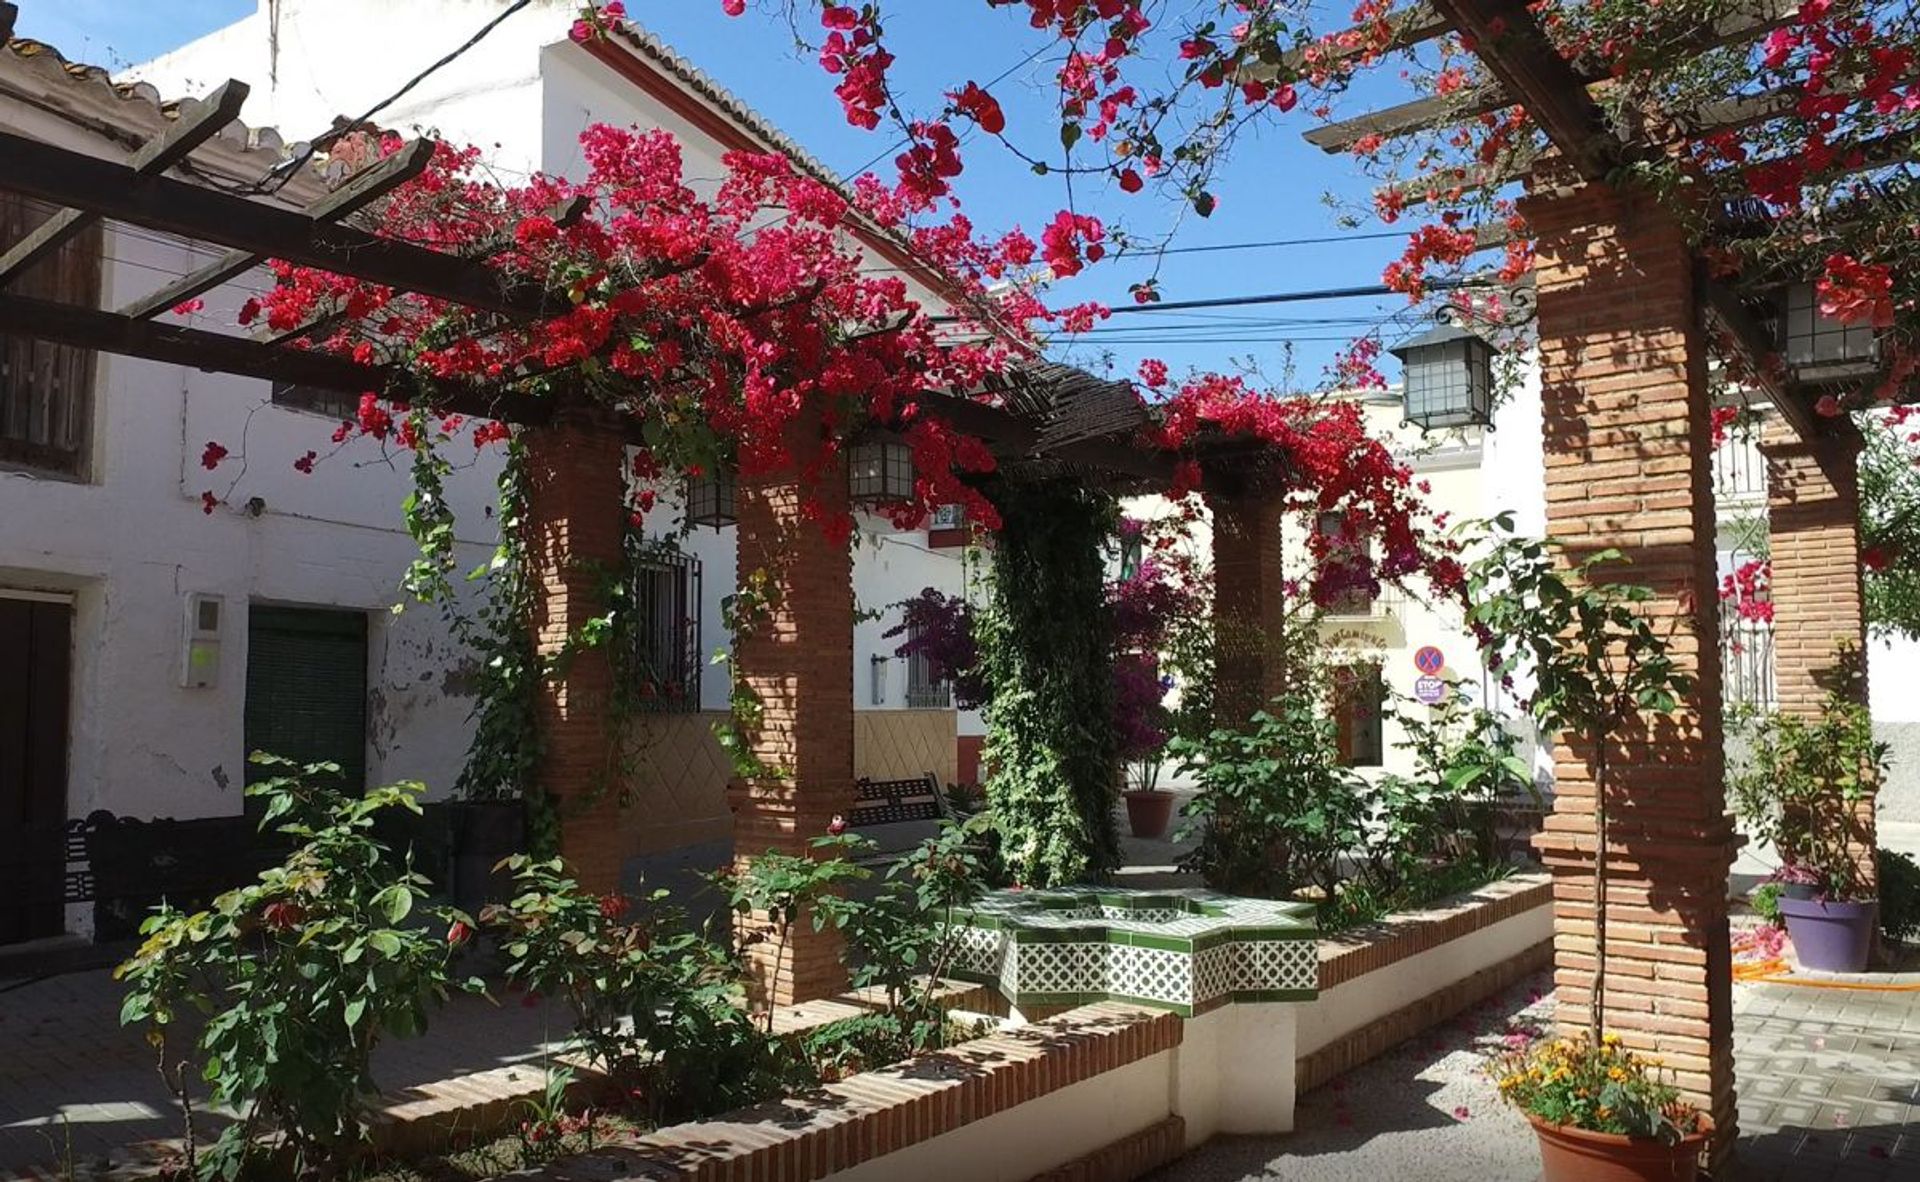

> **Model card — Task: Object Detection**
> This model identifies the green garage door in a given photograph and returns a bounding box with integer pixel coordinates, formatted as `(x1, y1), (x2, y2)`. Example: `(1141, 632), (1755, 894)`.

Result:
(244, 606), (368, 794)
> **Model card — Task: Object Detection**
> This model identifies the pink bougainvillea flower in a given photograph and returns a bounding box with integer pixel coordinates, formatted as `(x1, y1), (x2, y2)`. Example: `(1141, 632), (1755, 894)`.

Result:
(200, 441), (228, 470)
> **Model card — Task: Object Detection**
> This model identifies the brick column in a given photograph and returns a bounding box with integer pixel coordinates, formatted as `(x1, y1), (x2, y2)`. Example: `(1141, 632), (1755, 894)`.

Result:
(728, 424), (856, 1007)
(1762, 434), (1876, 890)
(523, 412), (630, 894)
(1520, 171), (1739, 1160)
(1208, 490), (1286, 728)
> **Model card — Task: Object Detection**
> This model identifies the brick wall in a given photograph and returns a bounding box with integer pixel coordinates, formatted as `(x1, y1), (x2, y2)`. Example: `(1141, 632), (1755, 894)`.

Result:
(1207, 490), (1286, 727)
(523, 414), (630, 894)
(729, 422), (857, 1006)
(1519, 167), (1739, 1159)
(1762, 434), (1876, 889)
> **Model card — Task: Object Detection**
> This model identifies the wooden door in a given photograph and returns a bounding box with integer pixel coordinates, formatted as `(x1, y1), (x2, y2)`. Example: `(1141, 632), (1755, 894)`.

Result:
(0, 596), (72, 944)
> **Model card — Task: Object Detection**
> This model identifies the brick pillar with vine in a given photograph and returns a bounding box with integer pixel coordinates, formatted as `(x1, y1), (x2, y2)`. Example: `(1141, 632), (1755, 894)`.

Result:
(727, 412), (856, 1007)
(1762, 431), (1877, 893)
(1521, 162), (1740, 1163)
(1207, 488), (1287, 729)
(523, 404), (631, 894)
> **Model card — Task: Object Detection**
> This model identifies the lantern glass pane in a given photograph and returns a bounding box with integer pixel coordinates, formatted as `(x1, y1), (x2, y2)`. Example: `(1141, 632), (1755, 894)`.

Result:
(1783, 282), (1877, 370)
(686, 473), (736, 527)
(851, 440), (913, 502)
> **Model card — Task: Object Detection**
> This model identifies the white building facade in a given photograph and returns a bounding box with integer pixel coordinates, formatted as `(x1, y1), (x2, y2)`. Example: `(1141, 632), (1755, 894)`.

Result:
(0, 0), (977, 944)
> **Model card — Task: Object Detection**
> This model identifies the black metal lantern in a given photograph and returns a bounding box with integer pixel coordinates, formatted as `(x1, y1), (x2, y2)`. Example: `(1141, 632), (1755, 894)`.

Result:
(1777, 280), (1879, 380)
(684, 471), (736, 529)
(1390, 323), (1495, 430)
(849, 437), (914, 504)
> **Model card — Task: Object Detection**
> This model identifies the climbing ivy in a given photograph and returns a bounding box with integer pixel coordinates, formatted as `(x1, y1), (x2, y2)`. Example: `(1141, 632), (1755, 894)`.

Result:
(975, 477), (1121, 887)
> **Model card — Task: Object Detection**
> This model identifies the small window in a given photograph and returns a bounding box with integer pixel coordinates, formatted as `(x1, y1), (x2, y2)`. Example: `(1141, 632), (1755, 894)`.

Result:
(1119, 533), (1144, 581)
(1333, 663), (1385, 768)
(624, 537), (701, 712)
(271, 381), (360, 421)
(1, 194), (101, 478)
(244, 606), (369, 800)
(1316, 511), (1375, 615)
(905, 617), (952, 708)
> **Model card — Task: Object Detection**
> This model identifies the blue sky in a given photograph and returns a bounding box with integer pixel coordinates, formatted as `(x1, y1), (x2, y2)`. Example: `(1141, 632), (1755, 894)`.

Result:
(12, 0), (1428, 385)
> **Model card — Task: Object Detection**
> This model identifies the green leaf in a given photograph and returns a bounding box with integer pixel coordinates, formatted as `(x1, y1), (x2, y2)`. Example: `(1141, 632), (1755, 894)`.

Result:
(343, 998), (366, 1030)
(1059, 122), (1082, 150)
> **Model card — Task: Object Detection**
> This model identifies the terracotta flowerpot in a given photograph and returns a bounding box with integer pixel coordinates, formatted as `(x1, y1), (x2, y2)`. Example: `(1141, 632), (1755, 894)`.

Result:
(1123, 790), (1176, 839)
(1529, 1114), (1711, 1182)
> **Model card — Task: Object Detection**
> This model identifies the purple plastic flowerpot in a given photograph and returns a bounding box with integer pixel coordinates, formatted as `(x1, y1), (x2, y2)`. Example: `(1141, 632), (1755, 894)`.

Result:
(1778, 894), (1877, 972)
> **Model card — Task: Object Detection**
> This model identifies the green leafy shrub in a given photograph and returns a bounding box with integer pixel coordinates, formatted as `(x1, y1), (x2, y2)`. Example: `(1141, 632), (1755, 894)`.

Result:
(115, 756), (478, 1179)
(1173, 690), (1369, 901)
(484, 858), (798, 1124)
(1879, 846), (1920, 945)
(1750, 881), (1784, 926)
(1728, 692), (1888, 901)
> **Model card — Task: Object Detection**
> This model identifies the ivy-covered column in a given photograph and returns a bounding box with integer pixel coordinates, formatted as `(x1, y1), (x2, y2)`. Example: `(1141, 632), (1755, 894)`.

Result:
(727, 425), (856, 1006)
(978, 478), (1120, 886)
(1207, 488), (1286, 729)
(1762, 432), (1876, 891)
(1522, 166), (1738, 1162)
(522, 408), (630, 894)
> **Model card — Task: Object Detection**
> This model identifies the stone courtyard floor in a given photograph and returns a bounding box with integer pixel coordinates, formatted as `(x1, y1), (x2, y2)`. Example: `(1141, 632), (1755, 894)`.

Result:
(1147, 968), (1920, 1182)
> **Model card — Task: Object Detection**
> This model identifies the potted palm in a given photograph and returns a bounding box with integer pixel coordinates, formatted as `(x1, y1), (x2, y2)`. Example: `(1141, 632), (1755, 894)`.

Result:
(1728, 690), (1886, 971)
(1122, 753), (1176, 839)
(1466, 521), (1709, 1180)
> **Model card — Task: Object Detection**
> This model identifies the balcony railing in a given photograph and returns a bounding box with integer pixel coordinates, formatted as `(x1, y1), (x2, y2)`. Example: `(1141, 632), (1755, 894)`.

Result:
(1712, 435), (1767, 503)
(1321, 584), (1407, 620)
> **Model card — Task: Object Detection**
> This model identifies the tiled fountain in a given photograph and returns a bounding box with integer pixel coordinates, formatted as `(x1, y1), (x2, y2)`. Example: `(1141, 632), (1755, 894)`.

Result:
(946, 887), (1319, 1018)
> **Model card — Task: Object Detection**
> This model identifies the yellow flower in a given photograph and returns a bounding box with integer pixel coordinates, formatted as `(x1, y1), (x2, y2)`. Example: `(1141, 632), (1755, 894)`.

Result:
(1608, 1067), (1627, 1082)
(1597, 1106), (1613, 1120)
(1602, 1033), (1622, 1047)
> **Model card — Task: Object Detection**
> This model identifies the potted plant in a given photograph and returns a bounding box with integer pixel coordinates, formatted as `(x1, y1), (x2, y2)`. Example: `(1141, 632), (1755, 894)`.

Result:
(1466, 520), (1707, 1179)
(1728, 691), (1886, 972)
(1122, 753), (1176, 839)
(1493, 1033), (1712, 1182)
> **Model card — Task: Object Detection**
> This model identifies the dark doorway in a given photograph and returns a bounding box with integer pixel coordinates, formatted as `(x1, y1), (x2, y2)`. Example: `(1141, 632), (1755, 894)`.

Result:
(1, 595), (72, 945)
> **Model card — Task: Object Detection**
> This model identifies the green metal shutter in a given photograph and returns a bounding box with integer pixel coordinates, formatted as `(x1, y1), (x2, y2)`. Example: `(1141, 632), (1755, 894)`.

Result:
(244, 606), (369, 794)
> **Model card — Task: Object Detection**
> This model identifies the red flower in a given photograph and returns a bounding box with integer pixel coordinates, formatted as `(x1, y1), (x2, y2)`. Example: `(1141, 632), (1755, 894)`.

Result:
(598, 893), (629, 920)
(200, 491), (218, 515)
(1862, 546), (1893, 573)
(447, 920), (474, 946)
(1117, 168), (1143, 193)
(200, 441), (228, 470)
(1816, 254), (1895, 328)
(171, 298), (204, 317)
(950, 82), (1005, 134)
(827, 814), (848, 836)
(720, 0), (744, 15)
(237, 298), (262, 326)
(1816, 394), (1844, 418)
(261, 901), (304, 931)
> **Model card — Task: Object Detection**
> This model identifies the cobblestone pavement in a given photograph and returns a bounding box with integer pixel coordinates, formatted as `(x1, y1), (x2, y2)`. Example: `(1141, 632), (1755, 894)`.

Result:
(1148, 971), (1920, 1182)
(0, 963), (566, 1176)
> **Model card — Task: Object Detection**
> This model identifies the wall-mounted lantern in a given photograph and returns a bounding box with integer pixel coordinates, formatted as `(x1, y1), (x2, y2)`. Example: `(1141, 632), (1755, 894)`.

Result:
(1776, 280), (1879, 380)
(869, 654), (889, 706)
(1390, 323), (1495, 431)
(849, 437), (915, 504)
(684, 471), (737, 529)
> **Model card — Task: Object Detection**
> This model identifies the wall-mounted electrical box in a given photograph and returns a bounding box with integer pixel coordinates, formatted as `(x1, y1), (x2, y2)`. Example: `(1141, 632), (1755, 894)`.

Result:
(181, 592), (223, 688)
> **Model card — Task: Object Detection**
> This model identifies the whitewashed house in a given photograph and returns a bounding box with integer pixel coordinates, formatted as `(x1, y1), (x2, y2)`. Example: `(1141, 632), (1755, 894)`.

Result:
(0, 1), (981, 945)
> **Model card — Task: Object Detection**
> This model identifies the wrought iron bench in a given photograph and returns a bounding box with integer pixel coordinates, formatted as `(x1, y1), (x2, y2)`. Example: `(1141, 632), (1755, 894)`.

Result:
(845, 773), (954, 865)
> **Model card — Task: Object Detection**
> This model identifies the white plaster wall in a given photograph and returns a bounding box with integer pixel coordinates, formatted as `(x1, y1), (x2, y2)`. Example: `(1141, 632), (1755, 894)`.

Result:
(1175, 1003), (1298, 1143)
(826, 1050), (1179, 1182)
(0, 224), (497, 828)
(1294, 890), (1553, 1059)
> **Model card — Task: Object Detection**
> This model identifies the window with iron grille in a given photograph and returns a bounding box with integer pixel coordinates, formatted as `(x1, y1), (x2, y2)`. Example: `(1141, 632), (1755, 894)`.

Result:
(1315, 511), (1376, 615)
(271, 381), (361, 422)
(623, 535), (701, 712)
(1, 194), (100, 478)
(905, 618), (952, 708)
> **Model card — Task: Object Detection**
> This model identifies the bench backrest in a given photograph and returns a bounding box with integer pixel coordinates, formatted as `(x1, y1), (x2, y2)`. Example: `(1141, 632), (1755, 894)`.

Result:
(846, 773), (951, 859)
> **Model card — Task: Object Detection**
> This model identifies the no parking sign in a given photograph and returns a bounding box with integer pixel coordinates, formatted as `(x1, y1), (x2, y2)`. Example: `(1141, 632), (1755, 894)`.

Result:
(1413, 645), (1445, 675)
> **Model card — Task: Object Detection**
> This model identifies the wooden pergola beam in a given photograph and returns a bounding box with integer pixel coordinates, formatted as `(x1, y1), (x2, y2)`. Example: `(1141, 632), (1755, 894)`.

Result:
(0, 80), (250, 286)
(119, 137), (437, 320)
(0, 130), (550, 319)
(1428, 0), (1619, 181)
(1310, 0), (1799, 154)
(1263, 2), (1453, 80)
(0, 291), (549, 426)
(0, 3), (16, 43)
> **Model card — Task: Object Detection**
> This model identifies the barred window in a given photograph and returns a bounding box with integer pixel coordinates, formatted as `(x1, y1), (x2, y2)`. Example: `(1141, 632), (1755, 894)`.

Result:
(272, 381), (360, 422)
(1333, 663), (1385, 768)
(623, 535), (701, 712)
(905, 618), (952, 708)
